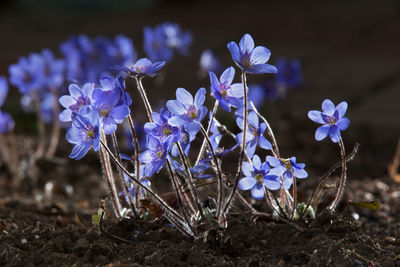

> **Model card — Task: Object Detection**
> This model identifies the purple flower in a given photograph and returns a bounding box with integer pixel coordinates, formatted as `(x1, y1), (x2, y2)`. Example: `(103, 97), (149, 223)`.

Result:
(109, 35), (137, 69)
(199, 49), (222, 75)
(0, 111), (15, 134)
(238, 155), (280, 199)
(167, 87), (207, 134)
(66, 107), (100, 160)
(9, 54), (45, 94)
(143, 26), (173, 62)
(308, 99), (350, 143)
(92, 79), (130, 135)
(116, 58), (166, 78)
(40, 92), (55, 123)
(275, 57), (303, 88)
(170, 127), (197, 157)
(138, 135), (169, 177)
(59, 83), (94, 122)
(171, 159), (212, 179)
(227, 33), (277, 75)
(236, 111), (272, 157)
(40, 49), (66, 90)
(144, 108), (181, 150)
(267, 156), (308, 190)
(209, 117), (223, 150)
(0, 76), (9, 108)
(209, 67), (244, 112)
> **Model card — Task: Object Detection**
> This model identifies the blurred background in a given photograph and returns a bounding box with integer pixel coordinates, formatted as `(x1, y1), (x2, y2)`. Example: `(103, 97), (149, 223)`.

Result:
(0, 0), (399, 178)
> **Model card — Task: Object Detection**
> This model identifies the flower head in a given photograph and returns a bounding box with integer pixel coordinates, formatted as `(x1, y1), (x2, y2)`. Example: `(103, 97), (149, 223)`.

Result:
(199, 49), (222, 75)
(236, 111), (272, 157)
(115, 58), (166, 78)
(275, 57), (303, 88)
(227, 33), (277, 75)
(144, 108), (181, 151)
(161, 22), (192, 56)
(143, 26), (173, 62)
(267, 156), (308, 190)
(59, 82), (94, 122)
(308, 99), (350, 143)
(209, 66), (244, 112)
(239, 155), (280, 199)
(167, 87), (207, 134)
(171, 159), (212, 179)
(66, 107), (100, 160)
(9, 54), (45, 94)
(40, 49), (66, 90)
(138, 135), (169, 177)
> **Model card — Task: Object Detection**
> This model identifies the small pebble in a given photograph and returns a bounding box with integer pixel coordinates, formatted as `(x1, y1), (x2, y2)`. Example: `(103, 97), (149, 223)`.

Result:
(384, 236), (396, 243)
(21, 238), (27, 244)
(34, 235), (40, 240)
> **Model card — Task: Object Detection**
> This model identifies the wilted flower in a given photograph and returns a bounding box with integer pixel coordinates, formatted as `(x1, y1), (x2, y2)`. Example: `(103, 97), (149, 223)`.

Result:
(115, 58), (166, 78)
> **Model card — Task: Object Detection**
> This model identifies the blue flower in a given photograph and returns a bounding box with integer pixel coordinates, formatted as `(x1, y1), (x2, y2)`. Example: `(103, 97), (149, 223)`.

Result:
(109, 35), (137, 69)
(267, 156), (308, 190)
(0, 111), (15, 134)
(308, 99), (350, 143)
(40, 92), (56, 123)
(66, 107), (100, 160)
(227, 33), (278, 75)
(166, 87), (207, 134)
(138, 135), (169, 177)
(0, 76), (9, 108)
(170, 128), (196, 157)
(143, 26), (173, 62)
(209, 66), (244, 112)
(275, 57), (303, 88)
(238, 155), (280, 199)
(59, 83), (94, 122)
(115, 58), (166, 77)
(161, 22), (192, 56)
(144, 108), (181, 150)
(199, 49), (223, 75)
(40, 49), (66, 90)
(209, 117), (223, 150)
(236, 111), (272, 157)
(92, 78), (130, 135)
(9, 54), (45, 94)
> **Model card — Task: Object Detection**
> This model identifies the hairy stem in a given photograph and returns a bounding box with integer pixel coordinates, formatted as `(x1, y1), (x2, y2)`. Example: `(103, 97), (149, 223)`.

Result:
(135, 77), (153, 122)
(223, 70), (248, 215)
(195, 101), (218, 165)
(32, 90), (46, 158)
(328, 138), (347, 212)
(45, 88), (61, 158)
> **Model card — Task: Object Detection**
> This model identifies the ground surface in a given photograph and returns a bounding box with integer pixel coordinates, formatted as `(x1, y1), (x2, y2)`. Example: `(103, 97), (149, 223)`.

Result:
(1, 1), (400, 266)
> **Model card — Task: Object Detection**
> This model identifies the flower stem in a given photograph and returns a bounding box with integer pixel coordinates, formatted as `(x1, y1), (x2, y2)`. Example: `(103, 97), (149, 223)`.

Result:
(135, 77), (153, 122)
(127, 114), (141, 211)
(328, 138), (347, 212)
(222, 70), (248, 215)
(195, 100), (218, 166)
(32, 90), (46, 158)
(111, 132), (138, 217)
(200, 125), (223, 221)
(99, 129), (122, 219)
(45, 88), (60, 158)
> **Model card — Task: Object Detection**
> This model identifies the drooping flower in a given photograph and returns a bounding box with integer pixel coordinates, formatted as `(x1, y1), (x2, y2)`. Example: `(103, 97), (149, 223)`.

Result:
(144, 108), (181, 151)
(238, 155), (280, 199)
(66, 107), (100, 160)
(227, 33), (278, 75)
(267, 156), (308, 190)
(209, 66), (244, 112)
(115, 58), (166, 78)
(9, 54), (45, 94)
(308, 99), (350, 143)
(167, 87), (207, 134)
(0, 76), (9, 108)
(0, 111), (15, 134)
(236, 111), (272, 157)
(59, 82), (95, 122)
(138, 135), (170, 177)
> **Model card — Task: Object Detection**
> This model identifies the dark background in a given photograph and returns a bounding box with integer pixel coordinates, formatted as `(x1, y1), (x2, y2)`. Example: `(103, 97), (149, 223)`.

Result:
(0, 0), (399, 177)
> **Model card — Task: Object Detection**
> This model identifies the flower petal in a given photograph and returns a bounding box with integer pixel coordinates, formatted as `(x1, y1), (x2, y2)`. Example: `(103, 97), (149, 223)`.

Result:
(250, 46), (271, 64)
(251, 183), (264, 200)
(238, 176), (256, 191)
(329, 125), (341, 143)
(322, 99), (335, 116)
(239, 33), (255, 54)
(336, 117), (350, 131)
(258, 136), (272, 150)
(263, 176), (281, 190)
(336, 101), (348, 118)
(220, 66), (235, 85)
(194, 87), (206, 109)
(308, 110), (324, 124)
(252, 155), (262, 169)
(228, 83), (244, 98)
(166, 100), (186, 115)
(242, 162), (253, 177)
(248, 63), (278, 74)
(176, 88), (193, 106)
(227, 41), (240, 62)
(293, 167), (308, 179)
(315, 125), (330, 141)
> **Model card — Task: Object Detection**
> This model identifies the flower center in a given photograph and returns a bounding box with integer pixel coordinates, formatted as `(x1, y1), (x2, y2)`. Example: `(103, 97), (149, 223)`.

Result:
(163, 128), (171, 136)
(281, 158), (292, 170)
(187, 106), (198, 119)
(255, 173), (264, 182)
(157, 150), (164, 158)
(101, 109), (109, 116)
(86, 130), (95, 138)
